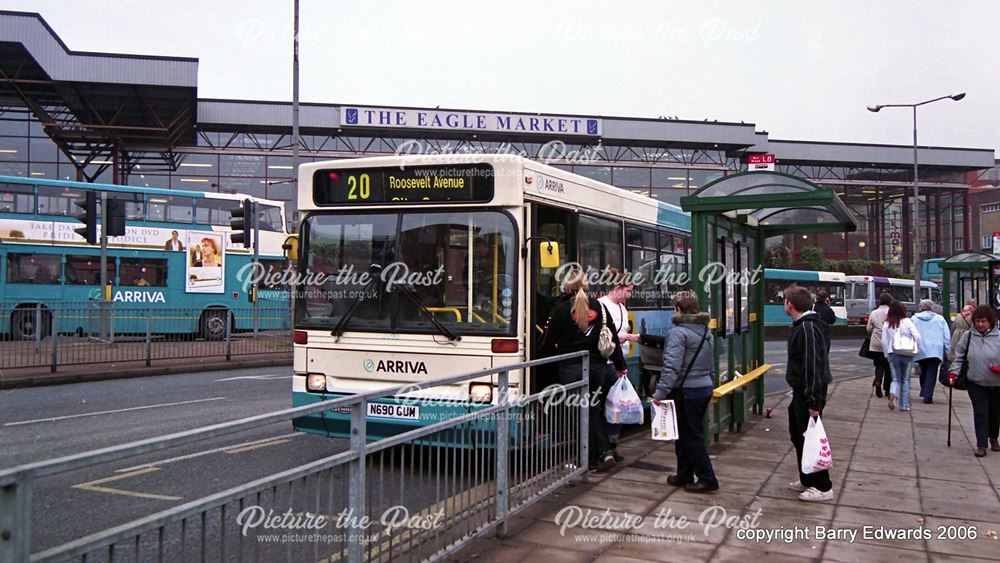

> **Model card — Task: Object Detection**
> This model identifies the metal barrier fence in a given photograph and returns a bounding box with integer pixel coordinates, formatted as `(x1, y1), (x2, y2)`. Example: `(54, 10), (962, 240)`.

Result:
(0, 302), (291, 373)
(0, 351), (590, 563)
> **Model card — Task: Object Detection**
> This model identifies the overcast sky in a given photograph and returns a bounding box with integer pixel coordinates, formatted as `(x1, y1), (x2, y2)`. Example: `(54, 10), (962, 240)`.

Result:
(8, 1), (999, 153)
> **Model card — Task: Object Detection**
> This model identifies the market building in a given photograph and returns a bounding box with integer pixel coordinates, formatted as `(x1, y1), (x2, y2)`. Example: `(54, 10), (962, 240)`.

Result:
(0, 10), (995, 273)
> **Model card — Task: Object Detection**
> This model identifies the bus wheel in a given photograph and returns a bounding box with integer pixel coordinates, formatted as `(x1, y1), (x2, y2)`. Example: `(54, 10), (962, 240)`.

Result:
(199, 308), (229, 341)
(11, 307), (50, 341)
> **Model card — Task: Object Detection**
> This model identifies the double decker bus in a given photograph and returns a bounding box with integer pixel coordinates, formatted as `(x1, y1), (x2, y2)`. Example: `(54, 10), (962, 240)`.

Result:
(762, 268), (847, 326)
(0, 175), (289, 339)
(291, 155), (692, 439)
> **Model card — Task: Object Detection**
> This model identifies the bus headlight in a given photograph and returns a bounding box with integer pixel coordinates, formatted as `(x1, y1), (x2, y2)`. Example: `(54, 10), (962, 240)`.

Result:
(469, 383), (493, 404)
(306, 373), (327, 392)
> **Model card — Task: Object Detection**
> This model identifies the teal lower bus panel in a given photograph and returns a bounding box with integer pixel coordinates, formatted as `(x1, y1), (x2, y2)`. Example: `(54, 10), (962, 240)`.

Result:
(292, 392), (544, 450)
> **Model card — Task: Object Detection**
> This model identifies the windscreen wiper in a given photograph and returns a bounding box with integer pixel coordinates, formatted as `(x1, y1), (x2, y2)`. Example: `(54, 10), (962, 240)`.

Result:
(330, 264), (382, 341)
(392, 283), (462, 342)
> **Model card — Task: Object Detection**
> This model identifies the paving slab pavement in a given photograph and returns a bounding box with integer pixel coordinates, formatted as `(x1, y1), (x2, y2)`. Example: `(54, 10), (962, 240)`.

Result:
(451, 375), (1000, 562)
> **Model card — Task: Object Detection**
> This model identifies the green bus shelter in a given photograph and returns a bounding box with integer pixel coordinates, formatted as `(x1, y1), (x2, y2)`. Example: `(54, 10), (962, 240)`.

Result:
(680, 171), (857, 441)
(940, 251), (1000, 322)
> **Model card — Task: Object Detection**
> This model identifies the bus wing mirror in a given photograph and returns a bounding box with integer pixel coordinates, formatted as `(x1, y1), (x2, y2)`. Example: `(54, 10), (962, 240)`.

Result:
(283, 235), (299, 261)
(539, 241), (559, 269)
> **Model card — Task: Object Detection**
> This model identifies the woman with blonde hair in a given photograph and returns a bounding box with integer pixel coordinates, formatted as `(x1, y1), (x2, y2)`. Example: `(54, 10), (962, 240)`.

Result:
(542, 268), (626, 471)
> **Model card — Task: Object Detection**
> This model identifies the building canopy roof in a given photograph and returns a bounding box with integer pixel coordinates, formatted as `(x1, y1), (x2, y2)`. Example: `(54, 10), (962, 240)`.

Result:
(0, 11), (197, 178)
(679, 171), (857, 235)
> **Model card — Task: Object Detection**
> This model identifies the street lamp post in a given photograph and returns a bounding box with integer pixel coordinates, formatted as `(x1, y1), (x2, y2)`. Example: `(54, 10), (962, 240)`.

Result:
(868, 93), (965, 304)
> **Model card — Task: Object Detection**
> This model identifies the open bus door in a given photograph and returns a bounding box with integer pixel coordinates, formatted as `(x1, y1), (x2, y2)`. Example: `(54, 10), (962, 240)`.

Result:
(528, 204), (575, 394)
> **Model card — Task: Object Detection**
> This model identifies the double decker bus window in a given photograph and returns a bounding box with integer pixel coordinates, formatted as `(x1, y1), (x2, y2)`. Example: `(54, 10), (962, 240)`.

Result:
(120, 258), (168, 287)
(65, 255), (116, 285)
(37, 185), (81, 216)
(0, 182), (35, 213)
(7, 254), (60, 284)
(148, 195), (193, 223)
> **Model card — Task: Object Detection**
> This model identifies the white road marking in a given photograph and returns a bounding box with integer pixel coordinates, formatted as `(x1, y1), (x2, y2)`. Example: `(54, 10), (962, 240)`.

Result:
(215, 374), (291, 381)
(4, 397), (227, 427)
(115, 432), (305, 473)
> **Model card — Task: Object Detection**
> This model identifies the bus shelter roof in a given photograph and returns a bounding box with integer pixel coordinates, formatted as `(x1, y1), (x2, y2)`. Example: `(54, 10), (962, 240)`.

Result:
(940, 251), (1000, 270)
(679, 171), (857, 236)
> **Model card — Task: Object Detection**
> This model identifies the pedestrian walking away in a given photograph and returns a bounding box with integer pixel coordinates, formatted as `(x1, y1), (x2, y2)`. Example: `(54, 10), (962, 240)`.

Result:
(882, 300), (922, 412)
(782, 285), (835, 502)
(913, 299), (950, 404)
(866, 292), (893, 398)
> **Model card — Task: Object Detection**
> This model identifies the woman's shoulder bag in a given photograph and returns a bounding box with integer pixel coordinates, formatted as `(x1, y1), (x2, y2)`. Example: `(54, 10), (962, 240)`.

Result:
(598, 305), (616, 359)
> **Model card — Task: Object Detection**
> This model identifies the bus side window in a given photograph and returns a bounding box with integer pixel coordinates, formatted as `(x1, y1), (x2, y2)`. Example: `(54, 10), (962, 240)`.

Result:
(0, 183), (35, 213)
(66, 255), (116, 285)
(6, 254), (60, 284)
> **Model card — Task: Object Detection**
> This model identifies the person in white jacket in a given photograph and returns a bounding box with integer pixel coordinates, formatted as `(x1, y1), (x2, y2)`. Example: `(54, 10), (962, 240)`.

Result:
(882, 300), (923, 412)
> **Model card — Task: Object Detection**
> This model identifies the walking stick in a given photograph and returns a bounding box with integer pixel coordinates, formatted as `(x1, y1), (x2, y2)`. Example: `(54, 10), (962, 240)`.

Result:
(947, 384), (953, 448)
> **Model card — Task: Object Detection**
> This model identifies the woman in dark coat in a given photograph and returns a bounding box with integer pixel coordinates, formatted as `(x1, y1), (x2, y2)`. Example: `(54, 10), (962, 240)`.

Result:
(542, 268), (626, 471)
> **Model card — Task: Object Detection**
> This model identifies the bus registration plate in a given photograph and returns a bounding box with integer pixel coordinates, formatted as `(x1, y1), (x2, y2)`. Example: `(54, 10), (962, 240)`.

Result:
(367, 402), (420, 420)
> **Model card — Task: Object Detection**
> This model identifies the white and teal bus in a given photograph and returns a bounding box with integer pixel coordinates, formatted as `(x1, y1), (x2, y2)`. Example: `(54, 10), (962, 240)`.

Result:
(762, 268), (847, 326)
(291, 155), (693, 439)
(0, 176), (289, 339)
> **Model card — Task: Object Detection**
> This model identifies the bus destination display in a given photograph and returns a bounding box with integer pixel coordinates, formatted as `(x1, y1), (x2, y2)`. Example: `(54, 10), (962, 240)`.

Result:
(313, 164), (494, 205)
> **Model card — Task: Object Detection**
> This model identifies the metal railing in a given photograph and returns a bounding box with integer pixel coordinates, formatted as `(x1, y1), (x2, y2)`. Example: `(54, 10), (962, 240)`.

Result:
(0, 302), (291, 374)
(0, 351), (590, 563)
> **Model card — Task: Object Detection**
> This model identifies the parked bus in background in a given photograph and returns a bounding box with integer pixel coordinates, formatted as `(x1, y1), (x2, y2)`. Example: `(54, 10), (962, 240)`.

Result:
(0, 176), (288, 340)
(844, 275), (941, 324)
(921, 258), (944, 285)
(291, 155), (692, 440)
(762, 268), (847, 326)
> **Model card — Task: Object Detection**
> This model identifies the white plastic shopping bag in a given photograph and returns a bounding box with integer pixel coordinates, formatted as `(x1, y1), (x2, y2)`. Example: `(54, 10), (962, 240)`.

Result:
(605, 377), (643, 425)
(651, 401), (678, 441)
(800, 416), (833, 474)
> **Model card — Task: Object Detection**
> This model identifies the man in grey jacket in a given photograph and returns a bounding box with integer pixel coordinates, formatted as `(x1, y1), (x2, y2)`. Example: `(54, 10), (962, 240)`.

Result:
(652, 291), (717, 493)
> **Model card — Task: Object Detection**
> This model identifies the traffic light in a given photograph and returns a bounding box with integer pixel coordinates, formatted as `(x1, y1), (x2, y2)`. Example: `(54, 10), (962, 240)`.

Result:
(106, 199), (126, 237)
(74, 191), (98, 244)
(247, 284), (257, 303)
(229, 199), (253, 247)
